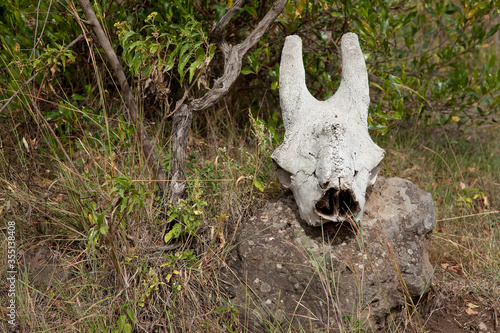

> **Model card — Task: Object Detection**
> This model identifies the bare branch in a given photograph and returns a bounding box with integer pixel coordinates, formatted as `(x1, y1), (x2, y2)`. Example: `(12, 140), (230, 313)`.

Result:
(190, 0), (287, 112)
(237, 0), (287, 55)
(168, 0), (287, 204)
(77, 0), (169, 193)
(211, 0), (245, 42)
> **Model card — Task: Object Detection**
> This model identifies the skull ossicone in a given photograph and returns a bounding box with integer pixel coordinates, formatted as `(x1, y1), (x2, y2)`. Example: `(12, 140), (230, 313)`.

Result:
(272, 33), (385, 226)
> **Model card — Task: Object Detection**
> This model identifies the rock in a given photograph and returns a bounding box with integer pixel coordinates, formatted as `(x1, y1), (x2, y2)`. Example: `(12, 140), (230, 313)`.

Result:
(227, 177), (435, 331)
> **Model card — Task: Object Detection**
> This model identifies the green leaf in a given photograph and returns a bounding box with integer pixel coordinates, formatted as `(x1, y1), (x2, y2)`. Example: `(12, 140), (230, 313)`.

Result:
(126, 308), (135, 325)
(188, 48), (206, 83)
(389, 74), (403, 86)
(178, 43), (190, 62)
(241, 67), (254, 75)
(253, 178), (264, 192)
(167, 212), (178, 223)
(71, 94), (86, 101)
(99, 225), (108, 235)
(97, 213), (105, 225)
(165, 49), (177, 72)
(164, 223), (183, 244)
(149, 43), (159, 54)
(178, 50), (192, 83)
(208, 44), (216, 61)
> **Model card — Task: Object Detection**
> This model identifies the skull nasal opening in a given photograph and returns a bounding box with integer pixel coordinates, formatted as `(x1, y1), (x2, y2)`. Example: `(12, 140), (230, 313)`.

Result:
(315, 188), (360, 221)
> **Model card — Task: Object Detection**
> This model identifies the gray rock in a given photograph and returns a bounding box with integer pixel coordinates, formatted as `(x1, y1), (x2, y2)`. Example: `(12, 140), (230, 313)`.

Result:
(227, 177), (435, 331)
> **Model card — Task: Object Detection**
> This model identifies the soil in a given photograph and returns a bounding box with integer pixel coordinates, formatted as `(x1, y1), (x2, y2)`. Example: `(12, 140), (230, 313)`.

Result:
(418, 268), (499, 333)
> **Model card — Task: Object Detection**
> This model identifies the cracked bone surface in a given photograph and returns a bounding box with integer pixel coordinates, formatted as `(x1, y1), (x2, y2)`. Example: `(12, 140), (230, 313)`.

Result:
(272, 33), (385, 226)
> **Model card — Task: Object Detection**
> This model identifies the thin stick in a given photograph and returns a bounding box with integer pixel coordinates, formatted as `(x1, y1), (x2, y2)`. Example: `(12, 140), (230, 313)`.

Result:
(77, 0), (169, 193)
(436, 210), (500, 222)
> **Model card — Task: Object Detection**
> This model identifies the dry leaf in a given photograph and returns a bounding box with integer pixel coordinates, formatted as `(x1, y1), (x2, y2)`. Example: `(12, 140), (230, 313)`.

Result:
(450, 264), (464, 274)
(467, 302), (479, 309)
(482, 196), (490, 209)
(440, 263), (464, 274)
(22, 137), (30, 152)
(218, 231), (226, 250)
(465, 308), (478, 315)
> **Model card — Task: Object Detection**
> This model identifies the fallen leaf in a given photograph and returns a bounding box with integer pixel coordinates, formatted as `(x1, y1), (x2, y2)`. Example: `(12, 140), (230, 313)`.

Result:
(482, 196), (490, 209)
(218, 231), (226, 250)
(22, 137), (30, 152)
(465, 308), (478, 315)
(467, 302), (479, 309)
(440, 263), (464, 274)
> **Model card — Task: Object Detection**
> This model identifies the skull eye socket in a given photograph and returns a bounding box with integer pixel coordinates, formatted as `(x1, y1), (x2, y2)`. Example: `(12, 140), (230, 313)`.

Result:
(276, 168), (292, 189)
(315, 188), (359, 220)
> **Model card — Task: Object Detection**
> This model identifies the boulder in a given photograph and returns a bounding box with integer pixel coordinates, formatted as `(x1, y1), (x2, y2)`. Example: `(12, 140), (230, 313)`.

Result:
(227, 177), (435, 331)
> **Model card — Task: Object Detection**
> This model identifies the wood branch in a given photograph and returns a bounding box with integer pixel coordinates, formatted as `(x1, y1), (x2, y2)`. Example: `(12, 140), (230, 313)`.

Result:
(168, 103), (192, 202)
(211, 0), (245, 42)
(78, 0), (169, 193)
(168, 0), (287, 204)
(191, 0), (287, 113)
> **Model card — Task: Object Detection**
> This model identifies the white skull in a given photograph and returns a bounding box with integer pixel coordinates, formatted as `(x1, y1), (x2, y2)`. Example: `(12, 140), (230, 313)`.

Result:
(272, 33), (385, 226)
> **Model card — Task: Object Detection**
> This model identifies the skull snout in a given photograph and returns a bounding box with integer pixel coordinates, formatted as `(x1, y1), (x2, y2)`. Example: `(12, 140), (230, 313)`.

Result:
(314, 184), (360, 222)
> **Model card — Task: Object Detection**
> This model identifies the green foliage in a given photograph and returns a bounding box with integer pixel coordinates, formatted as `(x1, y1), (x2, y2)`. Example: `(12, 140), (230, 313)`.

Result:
(138, 268), (165, 308)
(86, 175), (147, 250)
(458, 186), (487, 210)
(109, 176), (146, 215)
(2, 0), (497, 144)
(114, 5), (216, 85)
(87, 208), (108, 250)
(239, 0), (500, 133)
(248, 109), (281, 193)
(164, 182), (207, 244)
(112, 303), (135, 333)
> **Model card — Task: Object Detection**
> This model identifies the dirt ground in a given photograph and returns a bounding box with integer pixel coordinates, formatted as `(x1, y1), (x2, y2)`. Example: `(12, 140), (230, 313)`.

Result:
(419, 268), (499, 333)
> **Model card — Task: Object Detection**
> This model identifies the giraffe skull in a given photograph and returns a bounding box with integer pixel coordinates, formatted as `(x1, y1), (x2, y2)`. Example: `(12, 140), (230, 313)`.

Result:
(272, 33), (385, 226)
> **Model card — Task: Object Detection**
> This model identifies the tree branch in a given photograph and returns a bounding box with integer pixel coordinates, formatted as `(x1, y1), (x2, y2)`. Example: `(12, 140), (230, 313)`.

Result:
(168, 0), (287, 204)
(77, 0), (169, 193)
(211, 0), (245, 42)
(190, 0), (287, 112)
